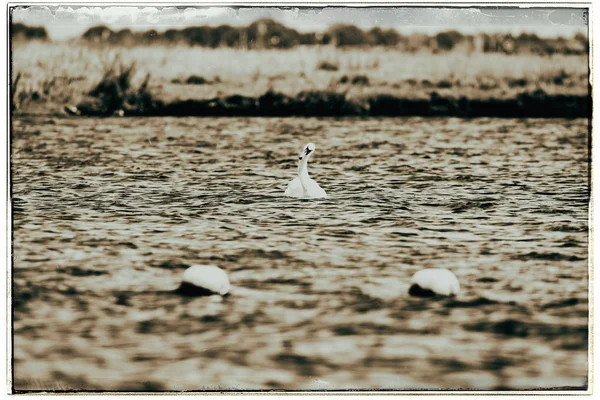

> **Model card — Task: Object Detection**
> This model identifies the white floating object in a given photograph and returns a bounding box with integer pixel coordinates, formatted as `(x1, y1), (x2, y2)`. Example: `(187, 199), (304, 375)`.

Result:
(177, 265), (231, 296)
(285, 142), (327, 199)
(409, 268), (460, 297)
(64, 105), (80, 116)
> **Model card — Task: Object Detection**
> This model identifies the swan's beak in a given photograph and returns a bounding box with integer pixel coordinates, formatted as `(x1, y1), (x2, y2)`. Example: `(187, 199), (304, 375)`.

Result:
(299, 148), (313, 160)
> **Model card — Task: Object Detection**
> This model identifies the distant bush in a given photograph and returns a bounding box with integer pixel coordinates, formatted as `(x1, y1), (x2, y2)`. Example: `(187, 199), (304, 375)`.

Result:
(507, 78), (528, 88)
(82, 25), (112, 43)
(185, 76), (209, 85)
(324, 24), (369, 47)
(317, 61), (339, 71)
(11, 23), (48, 41)
(111, 29), (135, 46)
(367, 27), (403, 46)
(172, 75), (222, 85)
(436, 80), (453, 88)
(574, 32), (588, 50)
(213, 25), (241, 47)
(435, 31), (464, 51)
(338, 75), (370, 85)
(246, 19), (301, 49)
(550, 69), (570, 85)
(351, 75), (369, 85)
(298, 32), (318, 45)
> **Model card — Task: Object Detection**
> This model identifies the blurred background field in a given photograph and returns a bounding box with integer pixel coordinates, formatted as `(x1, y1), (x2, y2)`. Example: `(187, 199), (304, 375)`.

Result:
(10, 19), (589, 116)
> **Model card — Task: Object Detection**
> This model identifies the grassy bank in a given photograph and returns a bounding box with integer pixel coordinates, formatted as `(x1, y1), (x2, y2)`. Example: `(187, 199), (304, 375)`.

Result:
(11, 42), (589, 118)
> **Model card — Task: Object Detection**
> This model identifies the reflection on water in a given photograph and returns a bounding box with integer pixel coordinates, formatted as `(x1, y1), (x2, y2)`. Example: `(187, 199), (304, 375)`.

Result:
(12, 116), (588, 391)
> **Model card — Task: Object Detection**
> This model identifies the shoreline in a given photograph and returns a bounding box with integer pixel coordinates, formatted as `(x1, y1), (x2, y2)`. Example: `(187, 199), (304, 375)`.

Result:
(16, 89), (591, 119)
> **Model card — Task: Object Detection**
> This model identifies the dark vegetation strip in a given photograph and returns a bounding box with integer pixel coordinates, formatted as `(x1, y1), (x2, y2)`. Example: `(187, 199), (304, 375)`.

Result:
(72, 87), (590, 118)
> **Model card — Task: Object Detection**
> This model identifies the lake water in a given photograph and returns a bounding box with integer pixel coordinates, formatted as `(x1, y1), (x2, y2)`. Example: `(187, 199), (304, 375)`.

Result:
(11, 116), (589, 391)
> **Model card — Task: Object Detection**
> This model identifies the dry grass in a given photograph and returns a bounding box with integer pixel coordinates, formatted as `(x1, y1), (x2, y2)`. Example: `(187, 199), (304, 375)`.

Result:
(11, 41), (589, 113)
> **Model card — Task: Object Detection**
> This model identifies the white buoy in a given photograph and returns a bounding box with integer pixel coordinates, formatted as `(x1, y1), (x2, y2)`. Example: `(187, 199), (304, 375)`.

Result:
(64, 105), (80, 116)
(284, 142), (327, 199)
(176, 265), (231, 296)
(408, 268), (460, 297)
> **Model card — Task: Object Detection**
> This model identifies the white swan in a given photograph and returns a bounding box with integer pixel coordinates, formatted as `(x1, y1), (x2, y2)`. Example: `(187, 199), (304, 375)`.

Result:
(408, 268), (460, 297)
(284, 142), (327, 199)
(176, 265), (231, 296)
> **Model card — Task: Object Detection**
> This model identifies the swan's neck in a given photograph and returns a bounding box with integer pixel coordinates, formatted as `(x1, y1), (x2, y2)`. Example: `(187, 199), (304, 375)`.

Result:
(297, 158), (311, 188)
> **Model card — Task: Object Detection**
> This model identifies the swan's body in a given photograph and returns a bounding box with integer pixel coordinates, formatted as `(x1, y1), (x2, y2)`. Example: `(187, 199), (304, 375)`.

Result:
(408, 268), (460, 297)
(285, 176), (327, 198)
(176, 265), (231, 296)
(284, 143), (327, 199)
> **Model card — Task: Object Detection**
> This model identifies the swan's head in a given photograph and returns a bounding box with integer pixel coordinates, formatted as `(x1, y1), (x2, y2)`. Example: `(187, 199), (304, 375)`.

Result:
(299, 143), (316, 161)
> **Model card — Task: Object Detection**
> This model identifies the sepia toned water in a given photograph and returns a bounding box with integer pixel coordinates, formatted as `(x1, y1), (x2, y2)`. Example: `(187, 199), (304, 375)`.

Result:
(12, 116), (589, 391)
